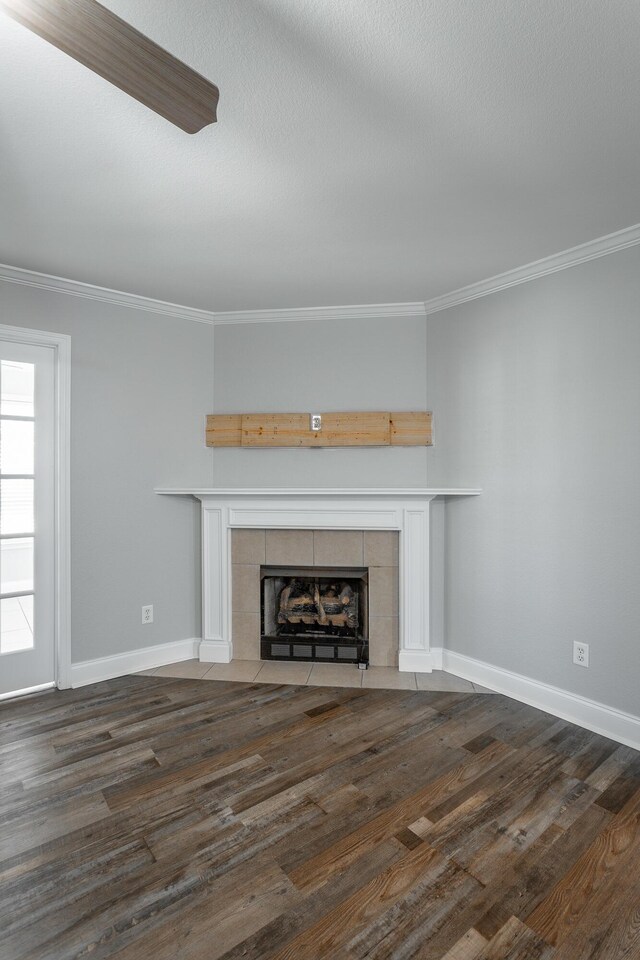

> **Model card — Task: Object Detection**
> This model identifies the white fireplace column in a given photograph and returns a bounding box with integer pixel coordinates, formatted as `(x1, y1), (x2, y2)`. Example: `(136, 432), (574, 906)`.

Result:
(155, 489), (481, 672)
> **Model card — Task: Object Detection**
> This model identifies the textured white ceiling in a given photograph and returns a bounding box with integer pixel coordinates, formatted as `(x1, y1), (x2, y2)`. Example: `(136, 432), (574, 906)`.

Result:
(1, 0), (639, 311)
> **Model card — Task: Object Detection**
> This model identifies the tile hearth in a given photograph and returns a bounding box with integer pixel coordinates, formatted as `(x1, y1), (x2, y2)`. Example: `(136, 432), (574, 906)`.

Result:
(137, 659), (492, 693)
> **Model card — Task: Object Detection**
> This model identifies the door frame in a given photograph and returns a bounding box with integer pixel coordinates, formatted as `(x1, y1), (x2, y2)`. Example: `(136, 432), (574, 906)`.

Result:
(0, 324), (71, 690)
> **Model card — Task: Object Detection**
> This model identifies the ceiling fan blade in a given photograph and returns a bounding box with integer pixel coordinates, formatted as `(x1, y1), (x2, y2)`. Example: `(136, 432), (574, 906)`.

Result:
(0, 0), (219, 133)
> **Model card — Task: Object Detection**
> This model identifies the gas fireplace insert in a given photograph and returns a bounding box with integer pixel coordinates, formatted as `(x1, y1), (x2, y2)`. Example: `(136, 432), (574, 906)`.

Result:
(261, 566), (368, 665)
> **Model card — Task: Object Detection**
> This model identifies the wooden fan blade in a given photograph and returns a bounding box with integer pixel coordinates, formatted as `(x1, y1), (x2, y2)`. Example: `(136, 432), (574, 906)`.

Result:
(0, 0), (219, 133)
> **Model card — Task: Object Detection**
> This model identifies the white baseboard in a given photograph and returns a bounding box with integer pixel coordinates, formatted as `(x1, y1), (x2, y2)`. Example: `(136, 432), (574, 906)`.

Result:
(70, 638), (200, 688)
(441, 648), (640, 751)
(199, 639), (233, 663)
(399, 649), (440, 673)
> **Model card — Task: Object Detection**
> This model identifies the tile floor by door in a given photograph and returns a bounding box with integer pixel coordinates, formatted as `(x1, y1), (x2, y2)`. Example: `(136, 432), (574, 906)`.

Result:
(136, 658), (493, 693)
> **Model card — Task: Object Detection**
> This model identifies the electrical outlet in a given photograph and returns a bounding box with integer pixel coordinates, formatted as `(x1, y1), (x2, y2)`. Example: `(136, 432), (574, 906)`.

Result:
(573, 641), (589, 667)
(142, 604), (153, 624)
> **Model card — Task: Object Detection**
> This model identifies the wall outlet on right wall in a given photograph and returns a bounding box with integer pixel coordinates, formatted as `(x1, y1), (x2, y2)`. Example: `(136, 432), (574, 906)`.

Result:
(573, 641), (589, 667)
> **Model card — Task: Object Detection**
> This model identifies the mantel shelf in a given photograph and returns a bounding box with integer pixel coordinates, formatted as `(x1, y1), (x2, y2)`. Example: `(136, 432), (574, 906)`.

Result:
(155, 488), (481, 498)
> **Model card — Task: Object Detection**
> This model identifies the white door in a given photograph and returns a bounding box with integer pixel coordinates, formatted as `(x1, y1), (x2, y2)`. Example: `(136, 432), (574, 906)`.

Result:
(0, 342), (55, 696)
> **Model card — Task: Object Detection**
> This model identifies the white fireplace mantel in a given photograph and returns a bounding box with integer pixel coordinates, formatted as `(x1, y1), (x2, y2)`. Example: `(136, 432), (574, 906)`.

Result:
(156, 488), (480, 672)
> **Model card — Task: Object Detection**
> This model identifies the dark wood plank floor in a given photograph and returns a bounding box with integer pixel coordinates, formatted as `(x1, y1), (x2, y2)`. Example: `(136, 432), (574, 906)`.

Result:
(1, 675), (639, 960)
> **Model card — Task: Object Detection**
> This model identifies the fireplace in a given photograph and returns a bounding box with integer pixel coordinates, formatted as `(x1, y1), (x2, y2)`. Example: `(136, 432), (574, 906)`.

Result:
(155, 487), (482, 672)
(261, 566), (368, 664)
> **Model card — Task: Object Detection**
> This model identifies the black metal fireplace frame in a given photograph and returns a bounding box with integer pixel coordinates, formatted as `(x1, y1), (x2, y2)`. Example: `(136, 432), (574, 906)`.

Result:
(260, 566), (369, 666)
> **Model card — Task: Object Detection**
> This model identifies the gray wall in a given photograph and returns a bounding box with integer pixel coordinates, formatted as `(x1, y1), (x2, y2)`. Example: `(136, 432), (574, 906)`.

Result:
(212, 314), (428, 487)
(5, 241), (638, 718)
(0, 282), (214, 663)
(427, 246), (640, 715)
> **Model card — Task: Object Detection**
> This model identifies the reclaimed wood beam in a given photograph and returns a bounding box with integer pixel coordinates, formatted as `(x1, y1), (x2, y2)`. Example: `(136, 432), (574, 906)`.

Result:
(205, 412), (433, 448)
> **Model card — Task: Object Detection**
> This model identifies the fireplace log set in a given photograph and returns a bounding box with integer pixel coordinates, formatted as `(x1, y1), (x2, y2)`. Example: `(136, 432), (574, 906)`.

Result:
(277, 578), (358, 636)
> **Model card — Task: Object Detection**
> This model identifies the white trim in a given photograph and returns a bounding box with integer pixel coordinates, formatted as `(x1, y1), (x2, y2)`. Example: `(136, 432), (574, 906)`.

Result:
(399, 649), (438, 672)
(423, 222), (640, 315)
(0, 682), (55, 702)
(401, 508), (430, 658)
(0, 264), (217, 325)
(56, 334), (72, 689)
(201, 506), (228, 655)
(70, 638), (200, 687)
(210, 303), (427, 325)
(229, 507), (403, 529)
(156, 488), (481, 499)
(200, 639), (233, 663)
(0, 324), (71, 691)
(442, 649), (640, 751)
(0, 265), (424, 327)
(2, 224), (639, 327)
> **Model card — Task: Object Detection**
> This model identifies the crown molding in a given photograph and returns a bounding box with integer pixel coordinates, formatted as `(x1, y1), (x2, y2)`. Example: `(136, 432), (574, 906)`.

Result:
(0, 262), (425, 325)
(0, 263), (218, 324)
(423, 222), (640, 315)
(209, 302), (426, 324)
(2, 222), (639, 326)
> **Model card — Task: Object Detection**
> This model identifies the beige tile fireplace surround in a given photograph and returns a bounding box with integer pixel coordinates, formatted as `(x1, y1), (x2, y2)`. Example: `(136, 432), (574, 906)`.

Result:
(231, 528), (399, 666)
